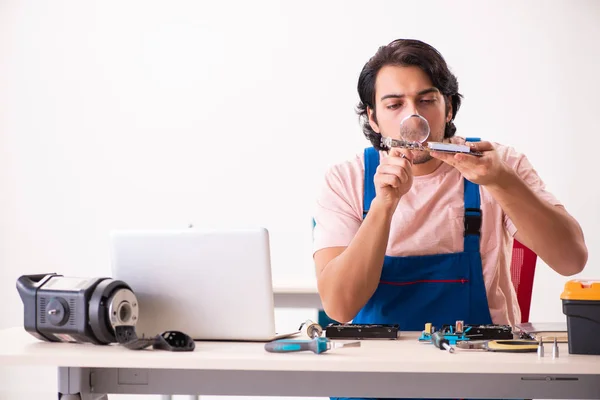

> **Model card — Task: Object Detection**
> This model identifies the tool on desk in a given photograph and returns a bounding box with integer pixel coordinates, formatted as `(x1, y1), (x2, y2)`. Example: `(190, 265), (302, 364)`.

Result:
(552, 337), (560, 359)
(538, 338), (545, 358)
(431, 331), (455, 353)
(264, 336), (361, 354)
(325, 323), (400, 340)
(456, 339), (538, 353)
(299, 319), (323, 339)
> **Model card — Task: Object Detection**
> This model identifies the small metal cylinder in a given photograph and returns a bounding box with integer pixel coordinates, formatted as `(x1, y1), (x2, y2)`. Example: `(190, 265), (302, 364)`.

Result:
(552, 337), (559, 359)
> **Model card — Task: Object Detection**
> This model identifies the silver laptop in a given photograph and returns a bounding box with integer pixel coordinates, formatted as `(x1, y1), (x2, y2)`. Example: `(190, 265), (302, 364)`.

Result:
(109, 227), (298, 341)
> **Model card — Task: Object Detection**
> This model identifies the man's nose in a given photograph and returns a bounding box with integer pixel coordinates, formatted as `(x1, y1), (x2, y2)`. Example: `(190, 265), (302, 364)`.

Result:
(402, 102), (420, 119)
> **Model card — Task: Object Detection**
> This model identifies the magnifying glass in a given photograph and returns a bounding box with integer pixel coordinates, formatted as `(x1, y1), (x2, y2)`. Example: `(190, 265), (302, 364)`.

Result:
(379, 113), (431, 152)
(399, 113), (430, 143)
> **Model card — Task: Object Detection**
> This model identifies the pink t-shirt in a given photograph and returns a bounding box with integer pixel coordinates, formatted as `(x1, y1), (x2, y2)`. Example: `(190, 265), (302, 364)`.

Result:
(312, 136), (561, 326)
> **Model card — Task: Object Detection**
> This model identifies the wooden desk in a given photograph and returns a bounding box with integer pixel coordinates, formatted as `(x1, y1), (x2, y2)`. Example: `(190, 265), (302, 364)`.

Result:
(1, 326), (599, 399)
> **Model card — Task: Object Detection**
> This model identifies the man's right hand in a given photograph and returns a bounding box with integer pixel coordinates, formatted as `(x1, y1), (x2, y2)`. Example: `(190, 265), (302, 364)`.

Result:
(373, 148), (414, 211)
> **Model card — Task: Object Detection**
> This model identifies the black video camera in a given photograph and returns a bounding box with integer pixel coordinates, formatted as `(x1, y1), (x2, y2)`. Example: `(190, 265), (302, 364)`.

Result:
(16, 273), (194, 351)
(16, 273), (139, 345)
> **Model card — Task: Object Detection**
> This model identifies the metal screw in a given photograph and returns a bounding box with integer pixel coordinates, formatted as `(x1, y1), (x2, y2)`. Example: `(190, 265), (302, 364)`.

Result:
(552, 337), (559, 359)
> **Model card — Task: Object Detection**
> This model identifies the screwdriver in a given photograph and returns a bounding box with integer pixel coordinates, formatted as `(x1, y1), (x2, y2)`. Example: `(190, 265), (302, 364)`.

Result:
(431, 331), (455, 353)
(264, 337), (361, 354)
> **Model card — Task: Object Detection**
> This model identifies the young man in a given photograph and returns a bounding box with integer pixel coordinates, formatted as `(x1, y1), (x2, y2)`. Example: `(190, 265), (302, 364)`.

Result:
(312, 39), (587, 330)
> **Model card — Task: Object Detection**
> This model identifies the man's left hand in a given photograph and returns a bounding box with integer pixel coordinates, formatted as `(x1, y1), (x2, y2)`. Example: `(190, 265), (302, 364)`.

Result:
(430, 141), (511, 186)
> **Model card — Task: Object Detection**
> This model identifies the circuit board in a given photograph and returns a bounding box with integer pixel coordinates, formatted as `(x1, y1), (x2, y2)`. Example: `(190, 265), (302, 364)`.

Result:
(325, 323), (400, 340)
(381, 137), (483, 157)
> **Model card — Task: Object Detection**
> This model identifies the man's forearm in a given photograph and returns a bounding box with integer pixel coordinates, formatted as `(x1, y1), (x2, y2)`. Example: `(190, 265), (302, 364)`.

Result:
(318, 198), (394, 322)
(485, 168), (587, 276)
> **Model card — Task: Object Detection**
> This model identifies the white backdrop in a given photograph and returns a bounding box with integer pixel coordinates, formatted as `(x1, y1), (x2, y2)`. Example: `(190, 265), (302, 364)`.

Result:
(1, 0), (599, 399)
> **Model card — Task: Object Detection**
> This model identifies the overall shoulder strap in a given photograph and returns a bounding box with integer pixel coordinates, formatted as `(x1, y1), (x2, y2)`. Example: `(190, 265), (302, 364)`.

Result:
(363, 147), (379, 219)
(463, 137), (482, 253)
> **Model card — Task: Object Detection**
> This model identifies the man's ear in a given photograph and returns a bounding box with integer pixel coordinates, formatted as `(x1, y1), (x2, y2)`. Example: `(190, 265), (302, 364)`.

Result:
(367, 107), (381, 133)
(445, 96), (453, 123)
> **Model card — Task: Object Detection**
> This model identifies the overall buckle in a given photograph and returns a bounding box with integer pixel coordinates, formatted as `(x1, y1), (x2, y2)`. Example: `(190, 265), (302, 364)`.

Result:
(464, 208), (482, 236)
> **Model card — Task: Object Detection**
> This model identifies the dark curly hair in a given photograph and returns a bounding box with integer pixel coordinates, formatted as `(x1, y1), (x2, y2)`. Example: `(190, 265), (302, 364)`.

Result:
(357, 39), (463, 151)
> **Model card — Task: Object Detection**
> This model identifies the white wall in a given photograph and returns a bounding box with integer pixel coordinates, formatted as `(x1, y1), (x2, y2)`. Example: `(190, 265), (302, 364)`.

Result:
(1, 0), (599, 398)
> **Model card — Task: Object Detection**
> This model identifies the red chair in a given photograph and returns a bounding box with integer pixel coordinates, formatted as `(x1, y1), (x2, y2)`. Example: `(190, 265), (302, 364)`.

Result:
(510, 239), (538, 323)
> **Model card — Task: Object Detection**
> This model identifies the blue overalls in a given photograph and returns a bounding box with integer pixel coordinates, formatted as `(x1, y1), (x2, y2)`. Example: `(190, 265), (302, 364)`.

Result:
(332, 142), (493, 400)
(353, 144), (493, 329)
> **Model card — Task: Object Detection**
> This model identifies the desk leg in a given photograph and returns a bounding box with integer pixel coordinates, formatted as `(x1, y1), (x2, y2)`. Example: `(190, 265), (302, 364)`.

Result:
(58, 367), (108, 400)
